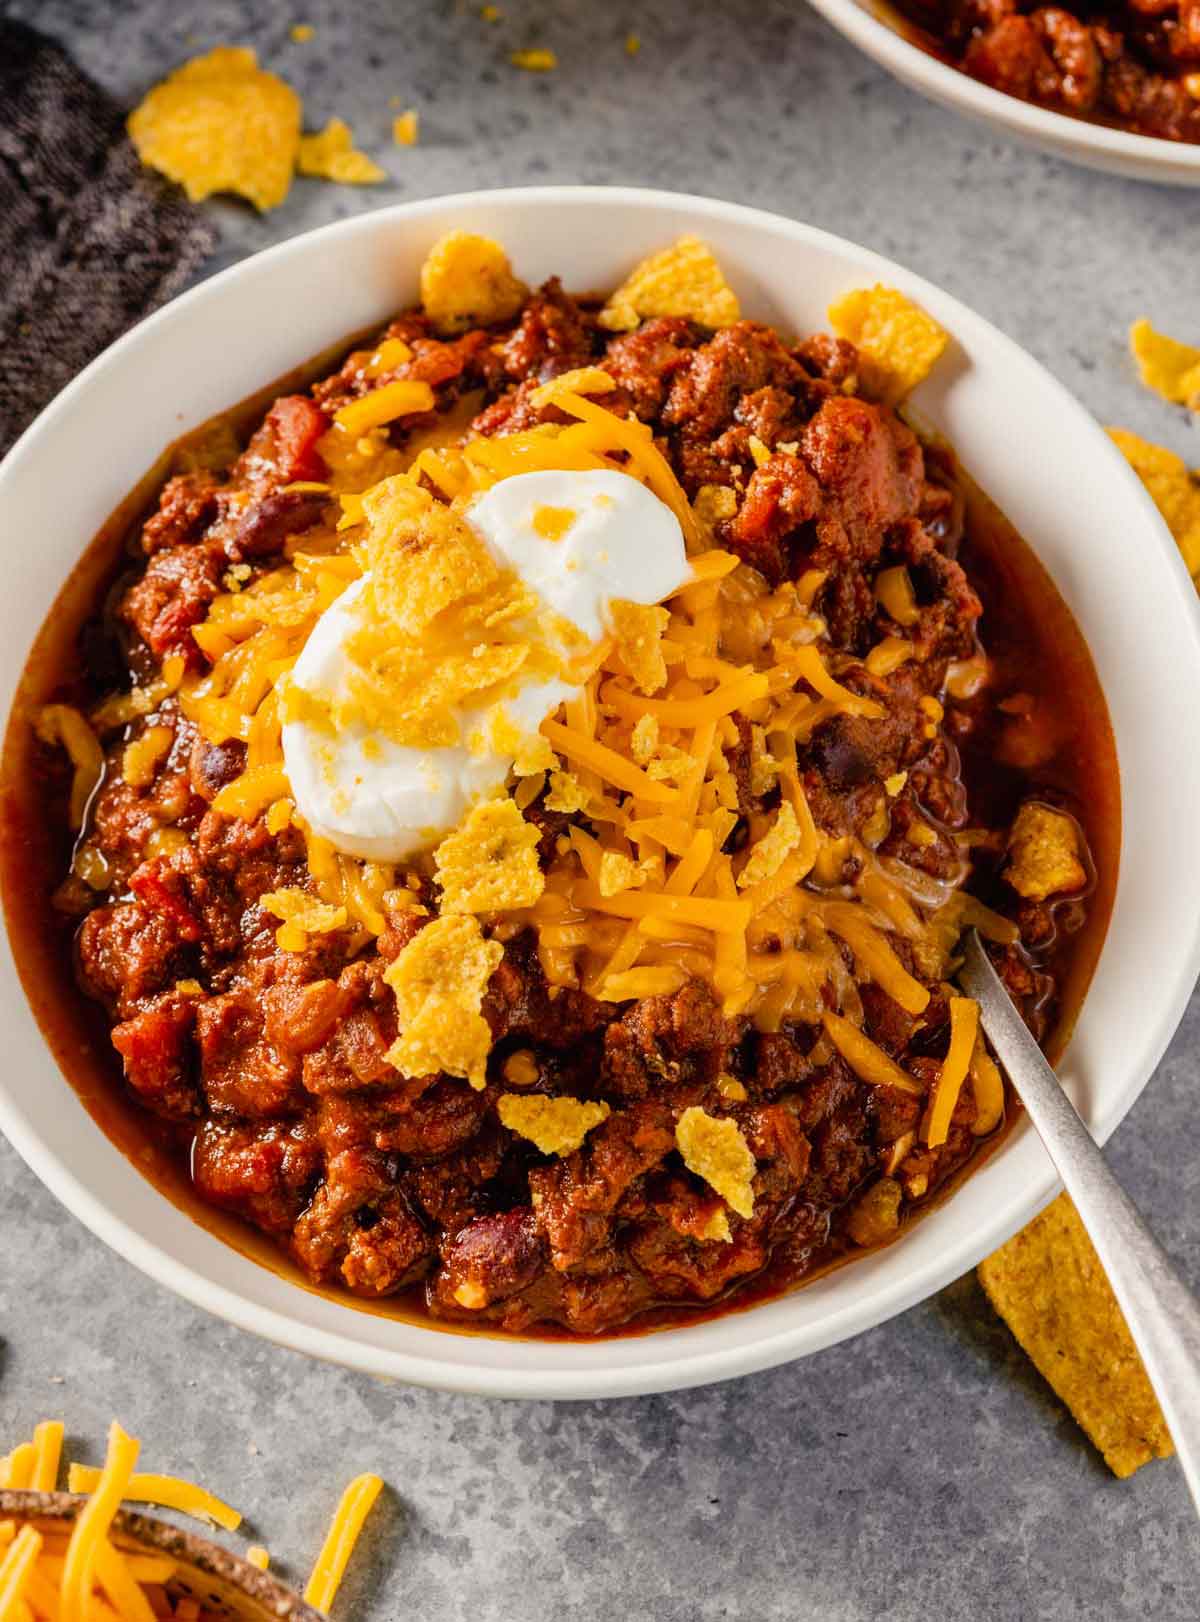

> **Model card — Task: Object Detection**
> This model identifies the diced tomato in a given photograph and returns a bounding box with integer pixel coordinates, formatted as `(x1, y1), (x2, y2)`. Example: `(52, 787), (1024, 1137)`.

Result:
(129, 858), (202, 943)
(266, 395), (330, 484)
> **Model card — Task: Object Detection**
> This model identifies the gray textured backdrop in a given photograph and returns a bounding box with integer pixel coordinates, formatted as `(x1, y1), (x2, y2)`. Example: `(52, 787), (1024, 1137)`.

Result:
(2, 2), (1199, 1617)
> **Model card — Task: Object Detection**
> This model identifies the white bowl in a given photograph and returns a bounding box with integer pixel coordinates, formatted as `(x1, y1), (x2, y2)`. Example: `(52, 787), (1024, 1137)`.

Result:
(2, 187), (1200, 1399)
(808, 0), (1200, 185)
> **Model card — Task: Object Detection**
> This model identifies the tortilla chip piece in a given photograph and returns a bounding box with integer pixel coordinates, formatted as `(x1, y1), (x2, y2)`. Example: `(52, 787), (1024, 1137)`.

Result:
(498, 1093), (610, 1156)
(419, 231), (528, 335)
(1109, 428), (1200, 577)
(1004, 803), (1086, 902)
(383, 914), (503, 1089)
(610, 600), (669, 694)
(827, 284), (948, 406)
(298, 118), (386, 185)
(434, 798), (545, 914)
(127, 46), (301, 212)
(1130, 318), (1200, 411)
(675, 1106), (756, 1218)
(598, 236), (740, 333)
(978, 1194), (1174, 1479)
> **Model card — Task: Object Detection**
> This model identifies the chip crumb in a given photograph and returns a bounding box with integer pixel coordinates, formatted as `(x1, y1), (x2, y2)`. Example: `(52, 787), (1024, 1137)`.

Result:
(392, 108), (419, 147)
(498, 1092), (611, 1156)
(597, 849), (649, 898)
(1005, 802), (1086, 901)
(738, 801), (802, 889)
(694, 483), (738, 527)
(127, 46), (302, 212)
(827, 284), (948, 406)
(599, 236), (740, 334)
(261, 888), (348, 953)
(675, 1106), (756, 1218)
(511, 48), (558, 71)
(435, 797), (545, 914)
(544, 770), (590, 814)
(419, 230), (528, 335)
(481, 3), (502, 18)
(1109, 427), (1200, 576)
(610, 599), (670, 694)
(289, 23), (314, 42)
(298, 117), (386, 185)
(1129, 317), (1200, 412)
(384, 913), (503, 1089)
(625, 32), (642, 55)
(978, 1194), (1174, 1479)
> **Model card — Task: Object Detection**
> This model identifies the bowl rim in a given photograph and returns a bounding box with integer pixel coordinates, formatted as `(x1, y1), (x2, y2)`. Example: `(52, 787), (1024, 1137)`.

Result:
(3, 184), (1200, 1399)
(0, 1490), (323, 1620)
(806, 0), (1200, 176)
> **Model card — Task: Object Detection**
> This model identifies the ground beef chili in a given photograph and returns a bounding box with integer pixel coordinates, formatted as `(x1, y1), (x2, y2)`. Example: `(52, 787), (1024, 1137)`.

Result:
(893, 0), (1200, 141)
(4, 274), (1118, 1339)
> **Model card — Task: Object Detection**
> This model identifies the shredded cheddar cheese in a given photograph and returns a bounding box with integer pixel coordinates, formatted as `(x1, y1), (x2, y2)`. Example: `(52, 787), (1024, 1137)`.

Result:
(6, 1416), (381, 1620)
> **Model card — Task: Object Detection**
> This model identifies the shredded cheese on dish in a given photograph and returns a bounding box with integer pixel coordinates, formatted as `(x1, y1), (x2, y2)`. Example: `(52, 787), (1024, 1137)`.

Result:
(4, 1417), (381, 1620)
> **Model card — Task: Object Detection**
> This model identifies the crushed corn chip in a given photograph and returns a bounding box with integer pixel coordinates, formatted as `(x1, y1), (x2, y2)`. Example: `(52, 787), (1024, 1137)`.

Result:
(1005, 803), (1085, 902)
(694, 483), (738, 527)
(738, 802), (802, 889)
(545, 770), (589, 813)
(1109, 428), (1200, 576)
(392, 109), (419, 146)
(127, 47), (301, 212)
(419, 231), (528, 334)
(434, 798), (545, 913)
(979, 1194), (1173, 1479)
(827, 284), (948, 406)
(610, 600), (669, 694)
(597, 849), (649, 898)
(290, 23), (314, 41)
(630, 715), (660, 764)
(261, 887), (348, 952)
(625, 32), (642, 55)
(511, 48), (558, 71)
(599, 236), (741, 333)
(498, 1093), (611, 1155)
(384, 914), (503, 1089)
(675, 1106), (756, 1218)
(1129, 318), (1200, 411)
(298, 118), (386, 185)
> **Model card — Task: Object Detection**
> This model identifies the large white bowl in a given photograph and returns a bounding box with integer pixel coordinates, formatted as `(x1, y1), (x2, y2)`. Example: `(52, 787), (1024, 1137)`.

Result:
(808, 0), (1200, 185)
(3, 187), (1200, 1399)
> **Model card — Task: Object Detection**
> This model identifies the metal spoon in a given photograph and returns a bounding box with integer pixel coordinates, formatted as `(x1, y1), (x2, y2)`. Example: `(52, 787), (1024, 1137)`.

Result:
(959, 928), (1200, 1511)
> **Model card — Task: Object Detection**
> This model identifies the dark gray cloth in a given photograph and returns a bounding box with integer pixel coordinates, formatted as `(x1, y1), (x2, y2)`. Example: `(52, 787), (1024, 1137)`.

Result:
(0, 20), (216, 455)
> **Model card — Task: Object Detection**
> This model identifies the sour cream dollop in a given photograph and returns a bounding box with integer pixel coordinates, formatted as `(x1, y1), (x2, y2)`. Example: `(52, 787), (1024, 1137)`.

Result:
(281, 470), (690, 862)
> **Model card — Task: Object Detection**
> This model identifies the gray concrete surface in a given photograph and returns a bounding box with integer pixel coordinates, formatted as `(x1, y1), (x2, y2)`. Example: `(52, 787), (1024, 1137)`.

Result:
(3, 1), (1199, 1616)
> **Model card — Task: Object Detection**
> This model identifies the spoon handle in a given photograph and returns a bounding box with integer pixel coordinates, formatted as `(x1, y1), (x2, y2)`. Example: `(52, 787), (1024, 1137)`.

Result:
(960, 929), (1200, 1511)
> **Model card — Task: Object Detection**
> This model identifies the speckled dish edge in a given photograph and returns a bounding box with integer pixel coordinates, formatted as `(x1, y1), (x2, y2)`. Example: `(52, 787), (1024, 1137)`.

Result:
(806, 0), (1200, 185)
(2, 187), (1200, 1399)
(0, 1492), (322, 1621)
